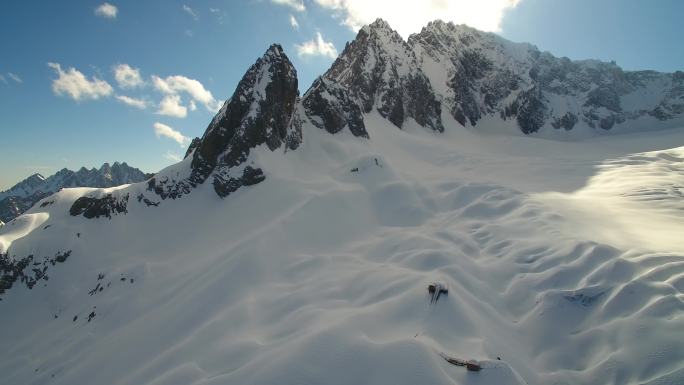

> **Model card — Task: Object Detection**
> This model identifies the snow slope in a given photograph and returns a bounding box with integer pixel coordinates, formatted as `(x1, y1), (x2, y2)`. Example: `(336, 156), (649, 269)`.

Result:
(2, 19), (684, 385)
(2, 112), (684, 385)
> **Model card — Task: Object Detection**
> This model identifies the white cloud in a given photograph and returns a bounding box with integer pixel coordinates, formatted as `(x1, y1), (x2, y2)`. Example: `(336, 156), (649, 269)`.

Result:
(113, 64), (143, 89)
(313, 0), (522, 36)
(182, 4), (199, 20)
(209, 7), (226, 23)
(95, 2), (118, 19)
(152, 75), (220, 112)
(289, 14), (300, 30)
(164, 150), (183, 162)
(47, 62), (113, 101)
(115, 95), (147, 109)
(295, 32), (338, 59)
(157, 95), (188, 118)
(188, 100), (197, 111)
(7, 72), (22, 83)
(153, 122), (191, 146)
(0, 74), (6, 84)
(272, 0), (305, 12)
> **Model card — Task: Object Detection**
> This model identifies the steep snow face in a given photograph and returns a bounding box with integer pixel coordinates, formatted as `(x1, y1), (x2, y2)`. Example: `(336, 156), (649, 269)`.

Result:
(2, 112), (684, 385)
(409, 20), (684, 135)
(147, 44), (301, 200)
(323, 19), (444, 132)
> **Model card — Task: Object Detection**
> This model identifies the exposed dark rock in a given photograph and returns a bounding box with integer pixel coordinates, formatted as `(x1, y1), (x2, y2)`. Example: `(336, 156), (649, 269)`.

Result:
(213, 166), (266, 198)
(585, 87), (622, 112)
(149, 44), (301, 200)
(69, 194), (129, 219)
(184, 137), (201, 159)
(552, 112), (579, 130)
(600, 115), (617, 130)
(515, 87), (547, 134)
(303, 77), (368, 138)
(322, 19), (443, 132)
(0, 250), (71, 298)
(564, 290), (606, 307)
(408, 20), (683, 133)
(136, 193), (160, 207)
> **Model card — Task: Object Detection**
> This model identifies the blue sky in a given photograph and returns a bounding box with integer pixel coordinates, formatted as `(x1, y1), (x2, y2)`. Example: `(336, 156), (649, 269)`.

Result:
(1, 0), (682, 190)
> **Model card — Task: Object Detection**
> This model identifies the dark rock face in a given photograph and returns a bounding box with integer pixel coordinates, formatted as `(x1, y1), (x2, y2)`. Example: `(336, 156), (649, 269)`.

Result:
(149, 44), (301, 200)
(193, 44), (300, 171)
(303, 77), (368, 138)
(409, 20), (684, 134)
(69, 194), (129, 219)
(552, 112), (579, 131)
(449, 49), (495, 126)
(0, 250), (71, 299)
(322, 19), (443, 132)
(514, 87), (547, 134)
(213, 165), (266, 198)
(184, 137), (201, 159)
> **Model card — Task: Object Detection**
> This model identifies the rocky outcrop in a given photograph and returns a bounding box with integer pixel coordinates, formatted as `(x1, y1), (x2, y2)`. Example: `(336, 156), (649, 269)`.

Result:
(69, 194), (129, 219)
(303, 77), (368, 138)
(0, 250), (71, 299)
(184, 137), (201, 159)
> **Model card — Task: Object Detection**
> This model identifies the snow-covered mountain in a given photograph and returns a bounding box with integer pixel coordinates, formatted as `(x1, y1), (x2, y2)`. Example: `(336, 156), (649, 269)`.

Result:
(410, 20), (684, 135)
(0, 162), (149, 222)
(1, 20), (684, 385)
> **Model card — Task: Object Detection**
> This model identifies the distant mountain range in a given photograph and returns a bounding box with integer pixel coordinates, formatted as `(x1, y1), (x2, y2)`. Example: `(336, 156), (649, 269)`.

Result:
(0, 162), (150, 222)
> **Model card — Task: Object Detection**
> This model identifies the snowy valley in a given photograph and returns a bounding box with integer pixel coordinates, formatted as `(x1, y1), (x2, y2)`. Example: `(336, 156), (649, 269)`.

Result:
(1, 19), (684, 385)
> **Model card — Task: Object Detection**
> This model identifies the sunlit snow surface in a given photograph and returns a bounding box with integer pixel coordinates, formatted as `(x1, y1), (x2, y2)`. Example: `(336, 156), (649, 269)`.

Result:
(1, 115), (684, 385)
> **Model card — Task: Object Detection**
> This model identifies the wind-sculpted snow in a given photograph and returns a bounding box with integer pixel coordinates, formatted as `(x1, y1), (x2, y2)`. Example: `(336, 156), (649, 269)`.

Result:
(535, 145), (684, 252)
(2, 112), (684, 384)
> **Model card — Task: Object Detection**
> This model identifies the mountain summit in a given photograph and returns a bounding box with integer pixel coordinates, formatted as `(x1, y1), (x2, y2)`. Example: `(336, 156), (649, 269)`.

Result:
(147, 45), (303, 199)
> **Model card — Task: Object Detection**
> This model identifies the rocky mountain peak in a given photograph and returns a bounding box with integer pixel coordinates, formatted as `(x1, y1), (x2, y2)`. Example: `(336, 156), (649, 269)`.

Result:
(322, 19), (444, 132)
(195, 43), (300, 165)
(149, 44), (303, 199)
(364, 18), (393, 32)
(23, 173), (46, 185)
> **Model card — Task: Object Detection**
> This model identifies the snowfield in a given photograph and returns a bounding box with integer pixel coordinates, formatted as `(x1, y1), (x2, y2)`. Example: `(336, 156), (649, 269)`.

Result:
(1, 114), (684, 385)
